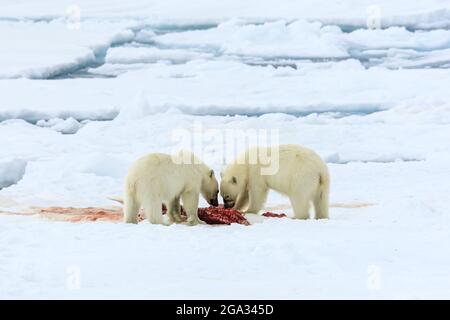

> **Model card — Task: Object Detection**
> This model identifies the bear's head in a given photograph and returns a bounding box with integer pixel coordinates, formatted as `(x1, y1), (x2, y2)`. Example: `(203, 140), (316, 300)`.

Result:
(201, 169), (219, 207)
(220, 167), (247, 209)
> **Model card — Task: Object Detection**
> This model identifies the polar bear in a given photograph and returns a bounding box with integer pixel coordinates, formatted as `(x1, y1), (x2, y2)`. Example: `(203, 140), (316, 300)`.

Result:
(220, 144), (329, 219)
(123, 150), (219, 225)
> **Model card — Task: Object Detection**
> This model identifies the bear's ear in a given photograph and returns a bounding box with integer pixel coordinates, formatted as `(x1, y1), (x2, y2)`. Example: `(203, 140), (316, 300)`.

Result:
(209, 169), (214, 178)
(231, 176), (237, 184)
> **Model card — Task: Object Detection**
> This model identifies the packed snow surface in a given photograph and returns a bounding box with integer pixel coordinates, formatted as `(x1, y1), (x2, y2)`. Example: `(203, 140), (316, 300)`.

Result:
(1, 0), (450, 299)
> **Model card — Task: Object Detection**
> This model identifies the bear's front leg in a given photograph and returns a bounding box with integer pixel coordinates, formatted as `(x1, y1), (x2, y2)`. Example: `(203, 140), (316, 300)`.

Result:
(234, 190), (249, 212)
(181, 191), (202, 226)
(244, 184), (268, 214)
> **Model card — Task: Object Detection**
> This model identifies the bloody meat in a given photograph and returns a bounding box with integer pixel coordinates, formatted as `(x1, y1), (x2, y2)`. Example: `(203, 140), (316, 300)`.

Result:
(163, 204), (250, 226)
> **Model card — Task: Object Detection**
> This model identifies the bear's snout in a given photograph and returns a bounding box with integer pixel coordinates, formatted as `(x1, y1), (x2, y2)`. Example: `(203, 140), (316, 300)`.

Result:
(209, 197), (219, 207)
(223, 199), (234, 209)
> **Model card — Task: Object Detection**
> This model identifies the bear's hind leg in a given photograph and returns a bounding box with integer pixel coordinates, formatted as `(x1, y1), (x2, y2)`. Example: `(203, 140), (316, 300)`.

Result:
(123, 195), (140, 224)
(181, 191), (201, 225)
(314, 187), (329, 219)
(314, 175), (330, 219)
(142, 196), (165, 225)
(290, 195), (310, 219)
(167, 196), (183, 223)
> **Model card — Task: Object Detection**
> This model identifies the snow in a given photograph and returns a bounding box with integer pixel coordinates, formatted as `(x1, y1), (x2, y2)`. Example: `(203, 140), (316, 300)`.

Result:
(105, 46), (214, 64)
(36, 118), (83, 134)
(2, 0), (450, 29)
(154, 20), (349, 59)
(379, 48), (450, 69)
(0, 20), (135, 79)
(2, 60), (450, 121)
(153, 21), (450, 59)
(0, 159), (27, 190)
(1, 0), (450, 299)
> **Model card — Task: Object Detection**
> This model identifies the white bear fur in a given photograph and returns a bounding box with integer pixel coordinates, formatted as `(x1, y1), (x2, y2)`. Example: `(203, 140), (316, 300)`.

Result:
(220, 144), (330, 219)
(123, 150), (218, 225)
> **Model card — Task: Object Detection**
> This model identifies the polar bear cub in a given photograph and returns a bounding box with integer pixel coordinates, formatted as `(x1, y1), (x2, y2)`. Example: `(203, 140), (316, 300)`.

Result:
(124, 150), (219, 225)
(220, 144), (329, 219)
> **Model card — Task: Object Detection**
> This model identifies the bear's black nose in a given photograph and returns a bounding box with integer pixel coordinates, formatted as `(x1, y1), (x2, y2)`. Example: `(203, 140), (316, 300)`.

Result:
(209, 197), (219, 207)
(223, 201), (234, 209)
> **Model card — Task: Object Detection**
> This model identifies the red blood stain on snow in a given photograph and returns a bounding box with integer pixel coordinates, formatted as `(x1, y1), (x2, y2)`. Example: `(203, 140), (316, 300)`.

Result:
(31, 204), (263, 225)
(35, 206), (124, 222)
(3, 205), (287, 225)
(261, 212), (287, 218)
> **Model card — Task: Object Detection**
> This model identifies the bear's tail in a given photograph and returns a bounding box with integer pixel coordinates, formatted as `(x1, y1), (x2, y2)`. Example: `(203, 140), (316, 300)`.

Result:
(108, 195), (124, 204)
(314, 169), (330, 219)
